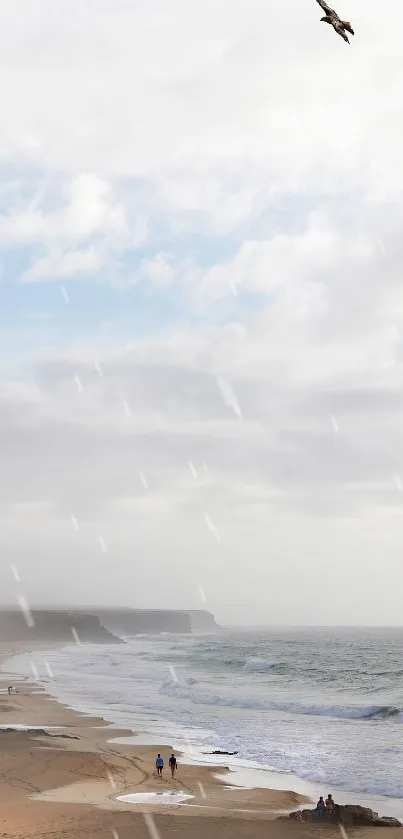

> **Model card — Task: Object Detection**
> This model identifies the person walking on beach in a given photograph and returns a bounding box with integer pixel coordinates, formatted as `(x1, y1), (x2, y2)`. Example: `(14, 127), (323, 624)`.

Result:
(325, 794), (335, 821)
(156, 754), (164, 776)
(169, 753), (177, 778)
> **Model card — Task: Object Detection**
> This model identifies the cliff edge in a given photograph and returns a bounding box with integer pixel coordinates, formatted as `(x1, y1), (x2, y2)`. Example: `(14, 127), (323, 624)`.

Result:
(0, 609), (121, 645)
(0, 607), (220, 642)
(94, 608), (219, 636)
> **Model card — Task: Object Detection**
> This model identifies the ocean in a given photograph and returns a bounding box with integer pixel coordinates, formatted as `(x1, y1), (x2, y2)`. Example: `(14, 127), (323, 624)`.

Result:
(5, 627), (403, 813)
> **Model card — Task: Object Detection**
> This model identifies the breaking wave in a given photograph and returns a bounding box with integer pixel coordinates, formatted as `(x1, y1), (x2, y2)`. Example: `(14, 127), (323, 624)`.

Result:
(159, 681), (402, 722)
(243, 657), (279, 671)
(366, 706), (401, 720)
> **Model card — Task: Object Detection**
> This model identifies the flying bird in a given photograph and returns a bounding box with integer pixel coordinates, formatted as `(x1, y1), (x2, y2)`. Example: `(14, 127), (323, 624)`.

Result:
(315, 0), (354, 44)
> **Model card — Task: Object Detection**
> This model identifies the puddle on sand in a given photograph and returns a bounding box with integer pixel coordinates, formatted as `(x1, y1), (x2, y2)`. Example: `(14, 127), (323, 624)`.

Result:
(117, 790), (193, 805)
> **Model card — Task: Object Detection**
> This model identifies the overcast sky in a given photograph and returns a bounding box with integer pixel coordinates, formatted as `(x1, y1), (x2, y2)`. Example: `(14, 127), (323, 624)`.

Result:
(1, 0), (403, 626)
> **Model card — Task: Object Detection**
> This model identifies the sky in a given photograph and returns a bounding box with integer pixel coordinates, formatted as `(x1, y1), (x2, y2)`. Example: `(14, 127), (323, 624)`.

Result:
(1, 0), (403, 626)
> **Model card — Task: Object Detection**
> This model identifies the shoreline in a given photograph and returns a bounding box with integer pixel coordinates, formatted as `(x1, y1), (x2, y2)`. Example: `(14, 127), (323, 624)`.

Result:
(0, 640), (311, 838)
(7, 651), (403, 822)
(2, 640), (402, 838)
(111, 732), (403, 821)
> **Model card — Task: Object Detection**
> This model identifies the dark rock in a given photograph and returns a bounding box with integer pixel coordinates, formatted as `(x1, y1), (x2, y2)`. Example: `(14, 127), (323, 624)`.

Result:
(288, 809), (315, 823)
(33, 730), (80, 740)
(0, 728), (50, 736)
(207, 750), (239, 756)
(279, 805), (402, 827)
(339, 806), (402, 827)
(0, 728), (78, 740)
(374, 818), (403, 828)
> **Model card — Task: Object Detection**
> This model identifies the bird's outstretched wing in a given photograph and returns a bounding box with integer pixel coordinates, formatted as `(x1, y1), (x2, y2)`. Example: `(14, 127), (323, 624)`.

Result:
(342, 21), (354, 34)
(316, 0), (339, 18)
(335, 24), (350, 42)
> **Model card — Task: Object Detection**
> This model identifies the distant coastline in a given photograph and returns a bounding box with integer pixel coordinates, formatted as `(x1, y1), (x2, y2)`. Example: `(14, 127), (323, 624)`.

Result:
(0, 607), (219, 645)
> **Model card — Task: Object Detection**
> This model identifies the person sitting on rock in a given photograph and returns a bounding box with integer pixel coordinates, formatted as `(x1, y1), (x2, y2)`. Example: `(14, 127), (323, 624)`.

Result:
(316, 797), (326, 820)
(325, 794), (335, 820)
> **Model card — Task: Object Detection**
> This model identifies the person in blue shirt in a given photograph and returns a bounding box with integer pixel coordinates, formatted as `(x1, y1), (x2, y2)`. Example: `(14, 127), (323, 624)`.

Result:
(156, 753), (164, 776)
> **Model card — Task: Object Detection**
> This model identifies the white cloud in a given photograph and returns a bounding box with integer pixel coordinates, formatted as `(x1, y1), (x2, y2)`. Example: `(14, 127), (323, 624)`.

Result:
(137, 252), (175, 288)
(0, 174), (127, 246)
(0, 0), (401, 205)
(0, 172), (146, 283)
(1, 309), (403, 623)
(2, 0), (403, 621)
(0, 0), (401, 293)
(22, 246), (104, 282)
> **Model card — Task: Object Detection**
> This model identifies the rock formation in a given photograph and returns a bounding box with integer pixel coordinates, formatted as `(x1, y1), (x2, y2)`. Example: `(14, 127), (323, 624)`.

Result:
(93, 608), (219, 635)
(187, 610), (219, 632)
(279, 805), (402, 827)
(0, 609), (121, 644)
(0, 606), (220, 641)
(94, 608), (192, 635)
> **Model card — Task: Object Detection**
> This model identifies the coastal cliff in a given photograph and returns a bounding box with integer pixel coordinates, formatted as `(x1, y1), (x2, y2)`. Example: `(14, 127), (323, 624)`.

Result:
(0, 609), (121, 644)
(187, 610), (218, 632)
(94, 608), (191, 636)
(0, 607), (220, 642)
(95, 609), (219, 635)
(94, 608), (219, 635)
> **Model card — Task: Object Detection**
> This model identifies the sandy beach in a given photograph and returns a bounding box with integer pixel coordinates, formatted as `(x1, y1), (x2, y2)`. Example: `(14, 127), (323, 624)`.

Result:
(1, 641), (401, 839)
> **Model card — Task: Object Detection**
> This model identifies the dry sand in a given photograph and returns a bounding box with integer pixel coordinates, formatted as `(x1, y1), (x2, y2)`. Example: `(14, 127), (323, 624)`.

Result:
(1, 641), (401, 839)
